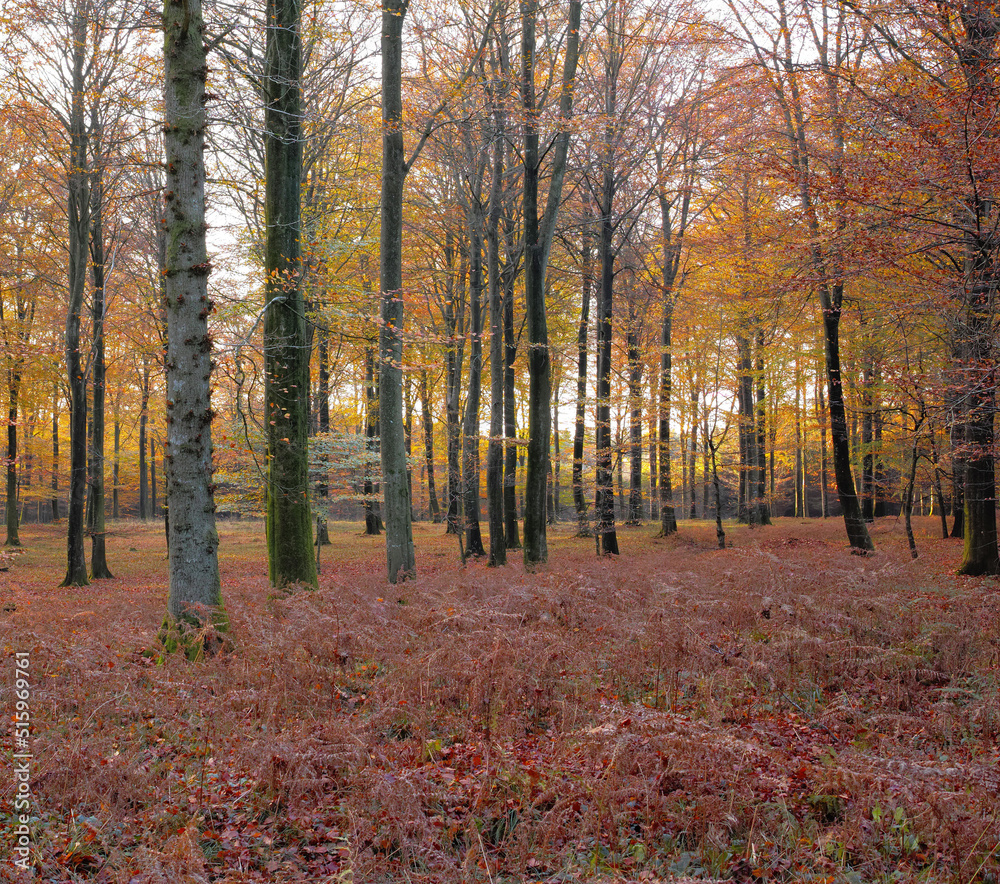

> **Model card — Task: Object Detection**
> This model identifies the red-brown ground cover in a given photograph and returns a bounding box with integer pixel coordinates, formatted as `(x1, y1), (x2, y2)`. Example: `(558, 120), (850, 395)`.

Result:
(1, 516), (998, 883)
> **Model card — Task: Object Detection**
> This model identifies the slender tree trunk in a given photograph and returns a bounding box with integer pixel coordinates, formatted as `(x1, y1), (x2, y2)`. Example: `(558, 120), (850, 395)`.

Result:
(89, 164), (112, 578)
(363, 347), (383, 536)
(486, 94), (506, 563)
(420, 371), (442, 525)
(627, 316), (642, 525)
(264, 0), (316, 587)
(445, 236), (466, 536)
(817, 362), (828, 517)
(5, 371), (20, 546)
(821, 285), (874, 551)
(552, 374), (560, 522)
(463, 229), (485, 556)
(688, 387), (697, 520)
(795, 354), (803, 517)
(112, 413), (119, 520)
(861, 357), (875, 522)
(62, 5), (90, 587)
(755, 329), (771, 524)
(572, 216), (593, 535)
(150, 435), (157, 518)
(709, 437), (725, 549)
(162, 0), (224, 630)
(51, 383), (60, 522)
(520, 0), (581, 566)
(139, 358), (149, 519)
(594, 145), (618, 556)
(649, 368), (658, 520)
(503, 283), (520, 549)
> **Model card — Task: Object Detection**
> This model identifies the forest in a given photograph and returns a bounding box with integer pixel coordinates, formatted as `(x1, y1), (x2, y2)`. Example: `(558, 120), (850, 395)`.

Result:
(1, 0), (999, 880)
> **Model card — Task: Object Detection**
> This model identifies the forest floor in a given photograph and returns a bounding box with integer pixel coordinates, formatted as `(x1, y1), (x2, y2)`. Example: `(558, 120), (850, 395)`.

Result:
(0, 515), (998, 883)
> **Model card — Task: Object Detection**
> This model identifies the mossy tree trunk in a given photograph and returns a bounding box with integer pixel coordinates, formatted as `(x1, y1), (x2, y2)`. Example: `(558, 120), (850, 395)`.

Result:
(263, 0), (316, 587)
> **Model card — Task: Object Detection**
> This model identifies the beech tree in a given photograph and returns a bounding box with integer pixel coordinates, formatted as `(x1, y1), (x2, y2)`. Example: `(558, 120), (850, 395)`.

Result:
(520, 0), (582, 566)
(161, 0), (224, 635)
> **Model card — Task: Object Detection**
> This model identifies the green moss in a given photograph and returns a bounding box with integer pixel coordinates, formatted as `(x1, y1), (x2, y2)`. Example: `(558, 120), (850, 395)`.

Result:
(158, 607), (231, 661)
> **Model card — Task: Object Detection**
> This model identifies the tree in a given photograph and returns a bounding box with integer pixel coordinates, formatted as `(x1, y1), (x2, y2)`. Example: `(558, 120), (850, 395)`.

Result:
(161, 0), (224, 638)
(520, 0), (583, 566)
(263, 0), (317, 587)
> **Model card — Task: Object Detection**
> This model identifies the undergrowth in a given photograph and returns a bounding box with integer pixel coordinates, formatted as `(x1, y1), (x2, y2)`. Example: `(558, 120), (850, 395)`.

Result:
(0, 517), (998, 883)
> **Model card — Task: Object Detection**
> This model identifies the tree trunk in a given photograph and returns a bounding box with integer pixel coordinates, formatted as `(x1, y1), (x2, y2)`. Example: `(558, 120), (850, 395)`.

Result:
(150, 435), (157, 517)
(572, 216), (593, 535)
(139, 358), (150, 519)
(552, 374), (560, 522)
(594, 142), (619, 556)
(817, 361), (828, 517)
(62, 4), (90, 587)
(520, 0), (581, 566)
(363, 347), (383, 536)
(379, 0), (416, 582)
(503, 285), (520, 549)
(5, 370), (20, 546)
(754, 329), (771, 524)
(51, 383), (60, 522)
(264, 0), (316, 587)
(688, 387), (698, 520)
(627, 314), (643, 525)
(821, 286), (874, 551)
(445, 235), (466, 536)
(89, 164), (112, 578)
(649, 368), (658, 520)
(463, 229), (485, 556)
(861, 357), (875, 522)
(162, 0), (224, 630)
(420, 371), (442, 525)
(112, 413), (120, 520)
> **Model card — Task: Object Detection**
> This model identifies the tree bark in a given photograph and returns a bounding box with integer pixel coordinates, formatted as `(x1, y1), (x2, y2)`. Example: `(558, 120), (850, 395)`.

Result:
(89, 162), (112, 578)
(5, 370), (20, 546)
(380, 0), (416, 582)
(463, 228), (485, 556)
(594, 135), (619, 555)
(162, 0), (224, 629)
(363, 346), (383, 535)
(520, 0), (582, 566)
(627, 312), (643, 525)
(572, 216), (593, 535)
(264, 0), (316, 587)
(420, 370), (442, 525)
(503, 284), (520, 549)
(62, 3), (90, 587)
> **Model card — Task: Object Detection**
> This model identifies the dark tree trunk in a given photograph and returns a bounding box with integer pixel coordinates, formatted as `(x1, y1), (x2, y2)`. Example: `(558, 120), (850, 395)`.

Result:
(817, 362), (828, 517)
(486, 84), (506, 564)
(420, 371), (442, 525)
(688, 387), (697, 520)
(627, 314), (643, 525)
(62, 5), (90, 587)
(503, 283), (520, 549)
(112, 414), (119, 520)
(51, 383), (60, 522)
(139, 358), (149, 519)
(594, 145), (619, 556)
(520, 0), (581, 566)
(649, 369), (658, 520)
(463, 229), (485, 557)
(264, 0), (316, 587)
(821, 285), (874, 551)
(363, 347), (383, 536)
(150, 435), (157, 517)
(89, 164), (112, 578)
(5, 370), (20, 546)
(445, 235), (466, 536)
(572, 216), (593, 536)
(754, 329), (771, 524)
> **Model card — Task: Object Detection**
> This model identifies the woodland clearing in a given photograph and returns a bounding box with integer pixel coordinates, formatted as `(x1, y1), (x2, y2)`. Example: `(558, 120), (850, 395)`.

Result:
(0, 517), (998, 883)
